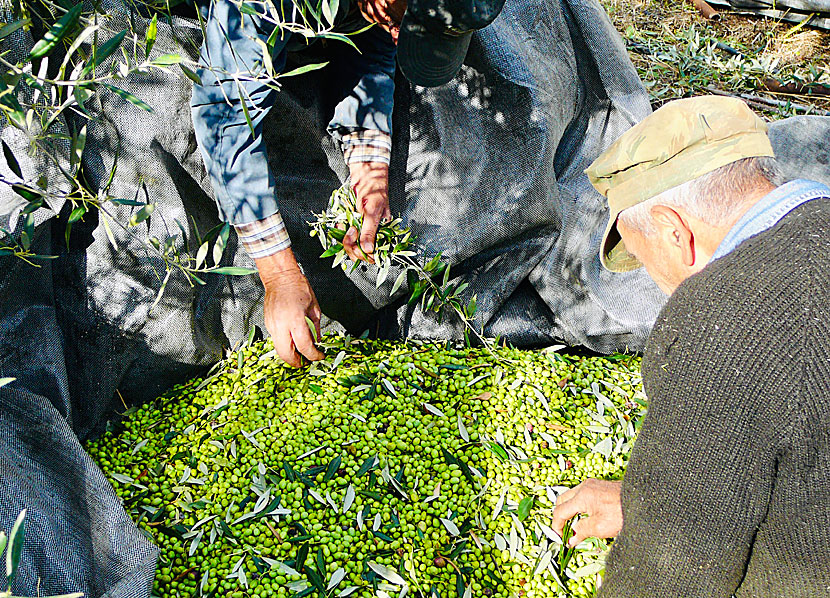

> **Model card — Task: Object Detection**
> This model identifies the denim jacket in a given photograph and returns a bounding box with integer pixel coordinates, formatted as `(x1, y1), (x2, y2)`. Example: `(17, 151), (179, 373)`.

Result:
(191, 0), (395, 256)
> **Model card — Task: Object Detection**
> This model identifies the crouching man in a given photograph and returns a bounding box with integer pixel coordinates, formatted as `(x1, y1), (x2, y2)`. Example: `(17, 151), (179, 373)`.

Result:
(551, 96), (830, 597)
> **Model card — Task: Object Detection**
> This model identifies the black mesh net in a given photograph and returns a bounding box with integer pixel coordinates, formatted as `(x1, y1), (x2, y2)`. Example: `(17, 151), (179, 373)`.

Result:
(1, 0), (829, 596)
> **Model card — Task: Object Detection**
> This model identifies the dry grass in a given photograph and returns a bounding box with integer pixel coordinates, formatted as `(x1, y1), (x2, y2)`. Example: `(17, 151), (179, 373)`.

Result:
(763, 28), (825, 66)
(600, 0), (830, 118)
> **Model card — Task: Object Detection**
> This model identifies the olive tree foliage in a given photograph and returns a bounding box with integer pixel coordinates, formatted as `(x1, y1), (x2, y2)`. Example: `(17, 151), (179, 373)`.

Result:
(0, 0), (347, 305)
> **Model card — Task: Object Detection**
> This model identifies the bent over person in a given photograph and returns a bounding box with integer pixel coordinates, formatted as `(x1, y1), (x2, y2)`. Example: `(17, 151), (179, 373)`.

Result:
(191, 0), (400, 367)
(191, 0), (505, 367)
(551, 96), (830, 596)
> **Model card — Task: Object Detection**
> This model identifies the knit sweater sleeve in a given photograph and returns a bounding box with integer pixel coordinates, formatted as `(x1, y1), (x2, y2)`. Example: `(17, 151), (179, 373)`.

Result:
(598, 256), (802, 597)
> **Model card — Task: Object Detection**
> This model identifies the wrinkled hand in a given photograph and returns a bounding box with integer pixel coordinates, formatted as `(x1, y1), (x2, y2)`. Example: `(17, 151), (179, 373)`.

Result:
(256, 249), (324, 368)
(356, 0), (406, 41)
(551, 479), (623, 548)
(343, 161), (392, 264)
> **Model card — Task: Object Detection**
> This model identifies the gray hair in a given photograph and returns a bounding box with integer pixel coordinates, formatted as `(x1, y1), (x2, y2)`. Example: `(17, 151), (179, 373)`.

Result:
(618, 156), (785, 235)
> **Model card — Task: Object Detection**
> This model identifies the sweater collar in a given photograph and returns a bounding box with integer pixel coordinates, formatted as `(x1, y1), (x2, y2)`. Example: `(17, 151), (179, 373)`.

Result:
(711, 178), (830, 262)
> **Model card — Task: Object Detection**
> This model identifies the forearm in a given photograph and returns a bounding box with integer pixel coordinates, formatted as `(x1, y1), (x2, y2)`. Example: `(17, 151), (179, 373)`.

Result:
(255, 245), (302, 284)
(599, 380), (774, 595)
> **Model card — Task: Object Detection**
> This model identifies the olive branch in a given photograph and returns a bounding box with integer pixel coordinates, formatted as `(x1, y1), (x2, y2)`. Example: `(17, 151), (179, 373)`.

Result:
(309, 185), (493, 351)
(0, 0), (360, 308)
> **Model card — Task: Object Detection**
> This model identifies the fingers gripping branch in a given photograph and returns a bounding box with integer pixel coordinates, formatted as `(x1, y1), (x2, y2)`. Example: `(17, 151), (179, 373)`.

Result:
(344, 161), (391, 264)
(551, 479), (624, 547)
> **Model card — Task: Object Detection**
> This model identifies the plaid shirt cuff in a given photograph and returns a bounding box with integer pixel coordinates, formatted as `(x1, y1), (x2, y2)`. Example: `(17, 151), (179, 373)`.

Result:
(235, 212), (291, 260)
(342, 130), (392, 165)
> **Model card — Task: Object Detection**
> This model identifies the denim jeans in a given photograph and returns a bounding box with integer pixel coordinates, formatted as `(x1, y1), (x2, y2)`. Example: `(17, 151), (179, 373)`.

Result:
(190, 0), (396, 225)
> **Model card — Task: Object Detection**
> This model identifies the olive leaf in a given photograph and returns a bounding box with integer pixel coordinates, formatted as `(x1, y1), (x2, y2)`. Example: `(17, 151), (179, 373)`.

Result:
(439, 517), (460, 537)
(309, 185), (497, 357)
(518, 496), (534, 521)
(6, 509), (26, 583)
(29, 4), (83, 60)
(368, 562), (407, 586)
(305, 316), (319, 343)
(145, 14), (158, 57)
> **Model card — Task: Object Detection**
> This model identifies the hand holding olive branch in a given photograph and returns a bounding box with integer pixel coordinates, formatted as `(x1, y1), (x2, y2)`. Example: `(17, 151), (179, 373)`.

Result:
(309, 185), (494, 352)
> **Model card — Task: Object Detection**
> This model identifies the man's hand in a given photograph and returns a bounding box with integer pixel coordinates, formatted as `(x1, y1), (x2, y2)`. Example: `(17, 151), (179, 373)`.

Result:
(356, 0), (406, 41)
(256, 248), (324, 368)
(343, 161), (392, 264)
(551, 479), (623, 548)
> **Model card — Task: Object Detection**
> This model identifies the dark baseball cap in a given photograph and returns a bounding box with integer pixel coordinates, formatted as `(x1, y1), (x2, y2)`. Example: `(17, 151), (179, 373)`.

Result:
(397, 0), (507, 87)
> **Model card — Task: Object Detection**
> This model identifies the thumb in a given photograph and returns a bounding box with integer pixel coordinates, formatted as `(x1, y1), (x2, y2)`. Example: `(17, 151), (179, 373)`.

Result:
(360, 210), (379, 254)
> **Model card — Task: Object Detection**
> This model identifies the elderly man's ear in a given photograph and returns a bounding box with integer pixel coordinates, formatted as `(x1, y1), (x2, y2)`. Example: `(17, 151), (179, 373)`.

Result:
(650, 205), (697, 268)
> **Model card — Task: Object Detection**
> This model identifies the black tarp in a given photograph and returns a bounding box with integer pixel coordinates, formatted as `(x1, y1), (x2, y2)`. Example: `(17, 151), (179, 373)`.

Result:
(1, 0), (829, 595)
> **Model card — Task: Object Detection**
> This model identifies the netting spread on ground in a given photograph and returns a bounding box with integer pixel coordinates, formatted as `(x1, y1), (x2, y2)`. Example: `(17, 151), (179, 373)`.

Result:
(3, 0), (830, 596)
(87, 337), (646, 598)
(0, 2), (663, 594)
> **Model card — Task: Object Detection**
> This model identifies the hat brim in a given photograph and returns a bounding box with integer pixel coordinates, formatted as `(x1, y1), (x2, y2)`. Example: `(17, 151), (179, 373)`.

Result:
(397, 15), (472, 88)
(600, 208), (642, 273)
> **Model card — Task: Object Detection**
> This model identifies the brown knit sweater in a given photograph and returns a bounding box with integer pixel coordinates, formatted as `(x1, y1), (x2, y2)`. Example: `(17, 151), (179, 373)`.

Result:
(599, 198), (830, 597)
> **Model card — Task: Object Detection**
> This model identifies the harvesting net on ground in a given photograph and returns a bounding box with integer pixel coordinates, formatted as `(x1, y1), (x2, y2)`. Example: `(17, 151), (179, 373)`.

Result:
(3, 0), (830, 596)
(88, 337), (645, 598)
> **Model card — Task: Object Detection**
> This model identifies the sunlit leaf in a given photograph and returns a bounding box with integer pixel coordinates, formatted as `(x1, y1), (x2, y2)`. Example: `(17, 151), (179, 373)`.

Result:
(569, 561), (605, 579)
(29, 5), (82, 60)
(327, 567), (347, 591)
(342, 484), (355, 513)
(368, 562), (407, 586)
(70, 124), (86, 172)
(128, 202), (155, 226)
(321, 0), (335, 27)
(320, 243), (343, 258)
(145, 14), (158, 57)
(279, 61), (330, 78)
(152, 53), (182, 67)
(195, 241), (209, 269)
(457, 413), (469, 442)
(533, 550), (553, 576)
(99, 210), (119, 250)
(439, 517), (460, 536)
(518, 496), (534, 521)
(305, 316), (319, 343)
(423, 403), (445, 417)
(206, 266), (258, 275)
